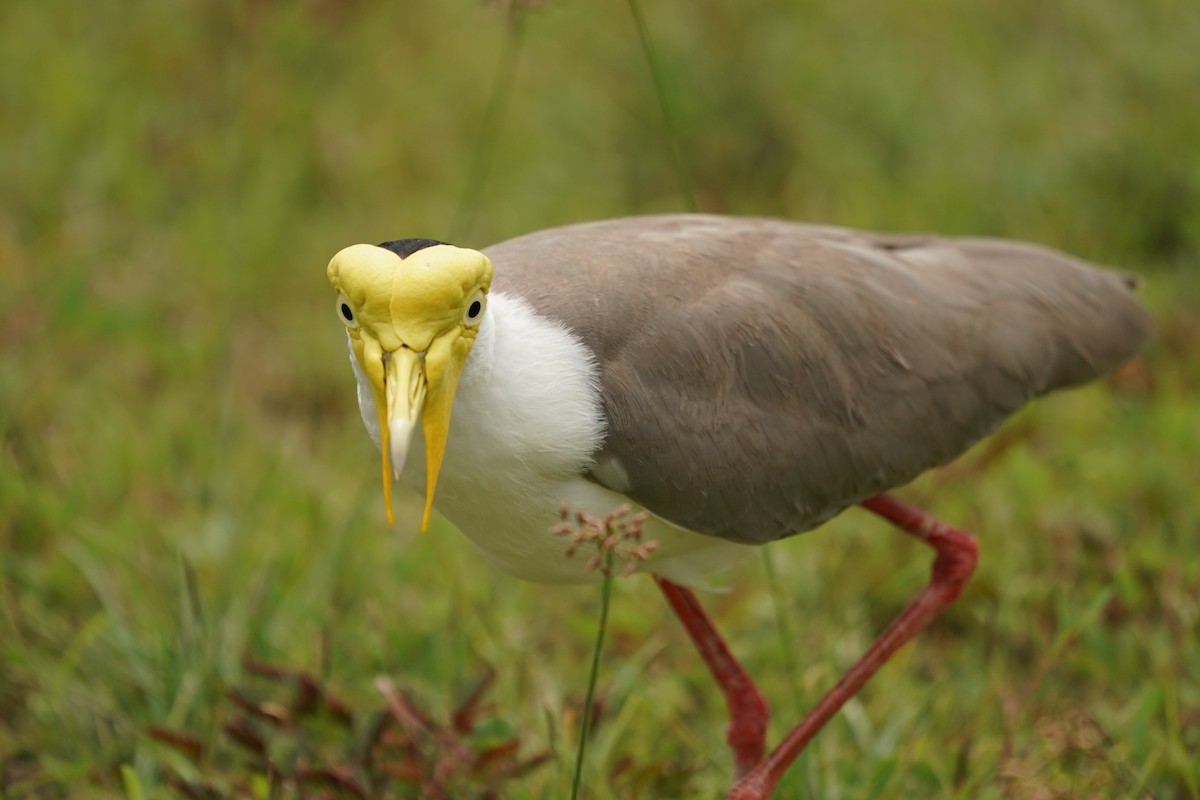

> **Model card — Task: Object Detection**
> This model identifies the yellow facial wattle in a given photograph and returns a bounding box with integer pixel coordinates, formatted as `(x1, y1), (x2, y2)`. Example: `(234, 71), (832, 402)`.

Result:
(327, 242), (494, 531)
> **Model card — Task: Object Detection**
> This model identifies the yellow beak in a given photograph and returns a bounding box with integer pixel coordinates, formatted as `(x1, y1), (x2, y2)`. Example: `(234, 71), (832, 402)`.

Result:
(371, 330), (469, 532)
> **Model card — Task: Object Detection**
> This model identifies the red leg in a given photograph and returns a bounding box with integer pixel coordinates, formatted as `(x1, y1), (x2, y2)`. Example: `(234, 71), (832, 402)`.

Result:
(726, 493), (979, 799)
(655, 576), (769, 776)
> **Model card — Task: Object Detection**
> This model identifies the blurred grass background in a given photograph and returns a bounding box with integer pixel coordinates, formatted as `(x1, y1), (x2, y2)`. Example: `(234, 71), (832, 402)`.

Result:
(1, 0), (1198, 797)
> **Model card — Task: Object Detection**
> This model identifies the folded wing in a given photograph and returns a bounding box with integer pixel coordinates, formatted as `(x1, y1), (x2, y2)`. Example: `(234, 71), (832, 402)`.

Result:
(485, 214), (1152, 543)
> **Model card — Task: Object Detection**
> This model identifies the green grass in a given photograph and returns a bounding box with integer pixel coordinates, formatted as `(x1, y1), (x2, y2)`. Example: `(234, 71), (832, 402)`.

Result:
(2, 0), (1198, 797)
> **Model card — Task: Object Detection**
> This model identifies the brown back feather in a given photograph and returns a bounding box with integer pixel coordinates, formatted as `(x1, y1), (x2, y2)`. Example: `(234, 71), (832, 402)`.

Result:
(483, 214), (1152, 543)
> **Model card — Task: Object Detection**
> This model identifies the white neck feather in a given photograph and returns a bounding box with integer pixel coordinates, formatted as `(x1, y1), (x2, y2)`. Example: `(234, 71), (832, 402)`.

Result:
(446, 291), (609, 482)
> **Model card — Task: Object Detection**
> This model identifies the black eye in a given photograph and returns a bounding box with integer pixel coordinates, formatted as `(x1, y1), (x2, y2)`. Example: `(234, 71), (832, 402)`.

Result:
(337, 296), (357, 328)
(463, 292), (486, 325)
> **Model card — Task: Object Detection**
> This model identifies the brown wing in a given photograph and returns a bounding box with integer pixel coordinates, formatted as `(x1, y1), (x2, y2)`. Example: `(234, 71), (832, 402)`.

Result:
(483, 214), (1152, 544)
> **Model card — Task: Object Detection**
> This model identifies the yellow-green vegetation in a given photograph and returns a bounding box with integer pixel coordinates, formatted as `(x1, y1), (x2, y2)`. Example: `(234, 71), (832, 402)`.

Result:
(2, 0), (1197, 797)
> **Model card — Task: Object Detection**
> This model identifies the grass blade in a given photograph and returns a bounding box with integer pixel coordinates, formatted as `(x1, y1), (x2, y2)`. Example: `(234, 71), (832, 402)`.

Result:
(626, 0), (695, 211)
(570, 551), (615, 800)
(451, 5), (528, 241)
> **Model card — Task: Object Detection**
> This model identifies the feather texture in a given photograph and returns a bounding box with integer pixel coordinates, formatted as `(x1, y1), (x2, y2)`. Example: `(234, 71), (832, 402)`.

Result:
(483, 214), (1152, 544)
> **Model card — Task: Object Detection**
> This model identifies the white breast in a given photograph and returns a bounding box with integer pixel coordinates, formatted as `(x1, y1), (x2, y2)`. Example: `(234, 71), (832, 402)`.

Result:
(351, 292), (753, 586)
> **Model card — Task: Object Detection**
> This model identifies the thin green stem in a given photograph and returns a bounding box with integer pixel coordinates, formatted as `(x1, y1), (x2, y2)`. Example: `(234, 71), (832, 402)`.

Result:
(570, 553), (615, 800)
(451, 6), (527, 241)
(626, 0), (696, 211)
(761, 548), (803, 715)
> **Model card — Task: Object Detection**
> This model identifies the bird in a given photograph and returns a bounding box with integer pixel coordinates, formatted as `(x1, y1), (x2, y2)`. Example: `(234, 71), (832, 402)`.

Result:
(325, 214), (1151, 799)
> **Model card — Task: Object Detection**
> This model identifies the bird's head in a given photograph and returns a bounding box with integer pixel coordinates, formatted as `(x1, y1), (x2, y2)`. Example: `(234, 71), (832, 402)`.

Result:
(327, 239), (494, 531)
